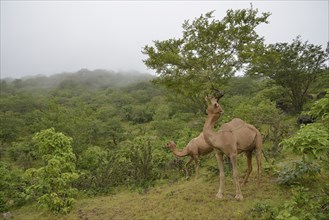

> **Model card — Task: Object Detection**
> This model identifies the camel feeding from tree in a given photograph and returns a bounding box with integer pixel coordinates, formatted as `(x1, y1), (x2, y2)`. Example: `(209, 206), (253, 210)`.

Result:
(203, 96), (262, 201)
(165, 132), (213, 179)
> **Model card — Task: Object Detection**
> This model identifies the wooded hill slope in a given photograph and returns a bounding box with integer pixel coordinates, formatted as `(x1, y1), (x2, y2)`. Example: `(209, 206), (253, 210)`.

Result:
(1, 71), (328, 220)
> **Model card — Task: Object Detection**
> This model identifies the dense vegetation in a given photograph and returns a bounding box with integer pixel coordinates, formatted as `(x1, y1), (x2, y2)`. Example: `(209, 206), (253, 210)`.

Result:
(1, 6), (329, 220)
(1, 69), (328, 219)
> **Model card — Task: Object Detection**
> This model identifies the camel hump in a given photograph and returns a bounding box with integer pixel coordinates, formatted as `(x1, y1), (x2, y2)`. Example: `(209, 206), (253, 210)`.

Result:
(189, 132), (206, 146)
(231, 118), (245, 125)
(220, 118), (245, 131)
(196, 132), (204, 139)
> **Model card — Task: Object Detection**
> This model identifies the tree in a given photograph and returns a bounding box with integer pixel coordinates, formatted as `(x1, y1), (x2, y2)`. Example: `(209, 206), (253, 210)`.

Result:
(142, 6), (270, 111)
(247, 36), (329, 113)
(25, 128), (79, 214)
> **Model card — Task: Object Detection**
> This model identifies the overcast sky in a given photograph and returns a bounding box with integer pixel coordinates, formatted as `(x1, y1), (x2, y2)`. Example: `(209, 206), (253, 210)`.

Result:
(1, 1), (328, 79)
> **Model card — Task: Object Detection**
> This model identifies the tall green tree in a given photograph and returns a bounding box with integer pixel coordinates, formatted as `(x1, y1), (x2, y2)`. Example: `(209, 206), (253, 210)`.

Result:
(142, 6), (270, 110)
(247, 36), (329, 113)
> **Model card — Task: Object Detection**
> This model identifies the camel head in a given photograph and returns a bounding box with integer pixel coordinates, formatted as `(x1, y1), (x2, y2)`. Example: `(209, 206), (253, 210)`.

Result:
(164, 140), (176, 150)
(205, 95), (224, 117)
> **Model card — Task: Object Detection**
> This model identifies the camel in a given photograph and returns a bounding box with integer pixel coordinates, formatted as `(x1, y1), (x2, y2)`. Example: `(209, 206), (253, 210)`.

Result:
(203, 96), (262, 201)
(165, 132), (213, 179)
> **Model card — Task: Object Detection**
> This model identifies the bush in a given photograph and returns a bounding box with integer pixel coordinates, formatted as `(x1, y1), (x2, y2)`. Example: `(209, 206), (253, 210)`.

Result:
(77, 146), (124, 193)
(276, 186), (329, 220)
(309, 89), (329, 121)
(25, 128), (79, 214)
(0, 162), (27, 212)
(247, 186), (329, 220)
(8, 139), (38, 168)
(247, 201), (276, 220)
(118, 136), (174, 188)
(277, 160), (320, 186)
(282, 123), (329, 163)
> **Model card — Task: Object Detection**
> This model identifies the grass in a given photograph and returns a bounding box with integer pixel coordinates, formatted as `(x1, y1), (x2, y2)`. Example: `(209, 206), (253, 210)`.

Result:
(10, 159), (293, 220)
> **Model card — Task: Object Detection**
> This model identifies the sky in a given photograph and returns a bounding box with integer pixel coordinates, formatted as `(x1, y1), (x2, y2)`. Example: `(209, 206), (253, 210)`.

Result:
(1, 1), (328, 79)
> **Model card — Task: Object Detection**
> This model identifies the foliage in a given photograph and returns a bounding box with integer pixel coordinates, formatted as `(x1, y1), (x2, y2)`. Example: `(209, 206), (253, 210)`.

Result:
(282, 92), (329, 164)
(77, 146), (128, 193)
(120, 136), (172, 188)
(224, 76), (262, 96)
(276, 186), (329, 220)
(0, 162), (28, 212)
(77, 136), (176, 193)
(277, 160), (320, 186)
(8, 138), (38, 168)
(279, 93), (329, 187)
(1, 44), (328, 217)
(247, 201), (276, 220)
(282, 123), (329, 162)
(0, 111), (24, 144)
(309, 89), (329, 123)
(247, 36), (329, 113)
(25, 128), (79, 214)
(248, 186), (329, 220)
(143, 7), (270, 111)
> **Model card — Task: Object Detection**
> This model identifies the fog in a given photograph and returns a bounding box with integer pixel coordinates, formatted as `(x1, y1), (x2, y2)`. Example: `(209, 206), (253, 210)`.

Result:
(1, 1), (328, 79)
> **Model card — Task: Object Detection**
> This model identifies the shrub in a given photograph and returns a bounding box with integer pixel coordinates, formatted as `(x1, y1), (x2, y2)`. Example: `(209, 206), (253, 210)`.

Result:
(282, 123), (329, 163)
(277, 160), (320, 186)
(25, 128), (79, 214)
(247, 186), (329, 220)
(117, 136), (173, 188)
(77, 146), (126, 193)
(276, 186), (329, 220)
(8, 139), (38, 168)
(247, 201), (276, 220)
(309, 89), (329, 121)
(0, 162), (27, 212)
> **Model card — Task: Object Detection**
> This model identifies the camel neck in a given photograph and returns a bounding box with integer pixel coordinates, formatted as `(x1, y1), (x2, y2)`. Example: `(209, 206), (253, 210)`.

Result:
(203, 114), (219, 146)
(170, 146), (188, 157)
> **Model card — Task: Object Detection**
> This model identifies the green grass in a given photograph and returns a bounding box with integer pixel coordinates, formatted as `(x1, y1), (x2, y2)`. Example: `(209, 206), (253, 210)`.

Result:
(11, 152), (328, 220)
(10, 166), (291, 220)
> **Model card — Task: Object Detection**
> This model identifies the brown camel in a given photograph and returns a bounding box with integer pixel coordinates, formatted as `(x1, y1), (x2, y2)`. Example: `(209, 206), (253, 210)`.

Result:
(203, 96), (262, 201)
(165, 132), (213, 179)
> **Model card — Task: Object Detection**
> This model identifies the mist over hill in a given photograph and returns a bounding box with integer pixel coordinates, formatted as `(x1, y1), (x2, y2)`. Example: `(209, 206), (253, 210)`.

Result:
(1, 69), (155, 90)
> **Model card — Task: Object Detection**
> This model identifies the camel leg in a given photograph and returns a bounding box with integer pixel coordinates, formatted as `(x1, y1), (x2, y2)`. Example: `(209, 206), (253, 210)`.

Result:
(242, 151), (252, 186)
(255, 131), (263, 188)
(184, 157), (194, 179)
(230, 153), (243, 201)
(215, 150), (225, 199)
(194, 156), (199, 180)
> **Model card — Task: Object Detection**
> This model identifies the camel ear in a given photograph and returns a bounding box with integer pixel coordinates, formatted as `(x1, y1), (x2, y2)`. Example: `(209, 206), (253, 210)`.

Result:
(210, 97), (218, 105)
(205, 95), (210, 104)
(205, 95), (218, 105)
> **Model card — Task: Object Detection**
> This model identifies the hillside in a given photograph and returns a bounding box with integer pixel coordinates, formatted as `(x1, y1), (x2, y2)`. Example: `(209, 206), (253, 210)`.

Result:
(1, 4), (328, 220)
(10, 161), (329, 220)
(1, 69), (155, 91)
(10, 169), (288, 219)
(1, 74), (328, 220)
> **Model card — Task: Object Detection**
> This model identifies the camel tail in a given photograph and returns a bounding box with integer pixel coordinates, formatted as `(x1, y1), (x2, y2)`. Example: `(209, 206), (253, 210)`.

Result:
(255, 130), (262, 188)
